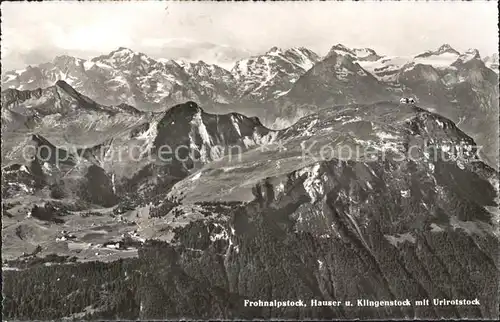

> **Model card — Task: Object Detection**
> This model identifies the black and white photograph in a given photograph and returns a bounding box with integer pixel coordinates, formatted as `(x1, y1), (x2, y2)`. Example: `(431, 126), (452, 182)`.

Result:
(1, 1), (499, 320)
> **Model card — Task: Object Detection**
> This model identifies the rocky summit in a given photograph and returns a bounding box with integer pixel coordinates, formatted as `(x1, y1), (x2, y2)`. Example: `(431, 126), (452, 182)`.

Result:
(1, 43), (499, 320)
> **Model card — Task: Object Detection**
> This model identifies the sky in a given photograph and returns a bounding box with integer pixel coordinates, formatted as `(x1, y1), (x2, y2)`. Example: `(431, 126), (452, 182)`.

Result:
(1, 1), (498, 71)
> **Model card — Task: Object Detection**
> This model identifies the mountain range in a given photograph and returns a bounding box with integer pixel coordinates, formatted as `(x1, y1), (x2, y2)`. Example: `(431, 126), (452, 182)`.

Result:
(1, 43), (499, 320)
(3, 44), (497, 107)
(3, 43), (498, 167)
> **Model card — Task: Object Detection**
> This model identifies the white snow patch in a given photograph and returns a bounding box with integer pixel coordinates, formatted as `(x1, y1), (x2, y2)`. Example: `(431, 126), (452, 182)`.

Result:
(252, 56), (278, 92)
(83, 61), (95, 70)
(385, 233), (416, 246)
(210, 223), (229, 242)
(376, 131), (399, 141)
(456, 49), (479, 64)
(231, 115), (241, 136)
(435, 119), (445, 128)
(275, 182), (285, 194)
(137, 120), (158, 157)
(292, 48), (315, 71)
(342, 116), (362, 125)
(94, 61), (113, 70)
(242, 136), (254, 148)
(301, 119), (319, 136)
(244, 131), (278, 149)
(192, 110), (213, 145)
(414, 52), (459, 68)
(190, 172), (202, 181)
(353, 48), (372, 58)
(111, 174), (116, 194)
(274, 89), (291, 97)
(106, 243), (121, 249)
(17, 183), (32, 193)
(430, 223), (444, 233)
(233, 60), (249, 79)
(199, 80), (214, 89)
(357, 55), (410, 82)
(188, 110), (213, 162)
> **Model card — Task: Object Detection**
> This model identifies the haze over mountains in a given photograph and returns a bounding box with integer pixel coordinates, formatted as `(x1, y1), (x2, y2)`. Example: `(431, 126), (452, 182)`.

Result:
(2, 42), (499, 320)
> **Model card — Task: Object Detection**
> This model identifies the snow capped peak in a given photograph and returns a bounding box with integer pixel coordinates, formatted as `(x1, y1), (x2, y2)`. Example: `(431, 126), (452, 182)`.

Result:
(412, 50), (459, 70)
(328, 43), (354, 56)
(331, 43), (352, 52)
(436, 44), (460, 55)
(102, 47), (138, 60)
(91, 47), (156, 70)
(324, 45), (380, 64)
(266, 46), (283, 55)
(161, 59), (182, 68)
(285, 47), (317, 59)
(114, 47), (136, 55)
(159, 58), (175, 64)
(290, 46), (308, 53)
(415, 44), (460, 59)
(52, 55), (84, 66)
(231, 45), (320, 100)
(439, 44), (453, 50)
(352, 48), (376, 58)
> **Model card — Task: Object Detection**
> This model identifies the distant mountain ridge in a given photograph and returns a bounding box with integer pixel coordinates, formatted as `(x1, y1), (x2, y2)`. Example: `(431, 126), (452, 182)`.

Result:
(3, 82), (498, 319)
(231, 46), (320, 101)
(3, 44), (497, 109)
